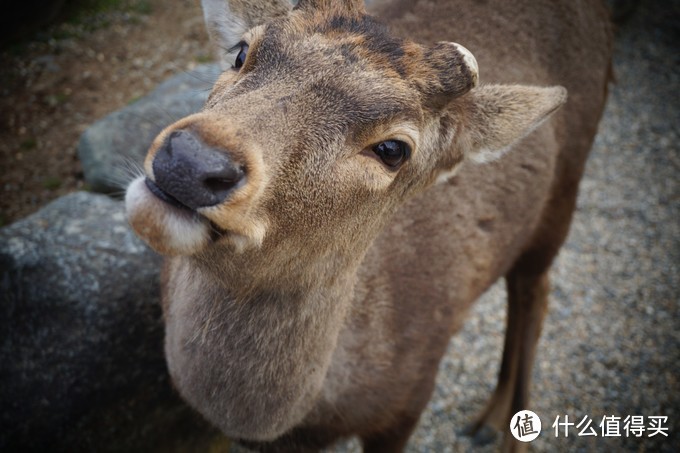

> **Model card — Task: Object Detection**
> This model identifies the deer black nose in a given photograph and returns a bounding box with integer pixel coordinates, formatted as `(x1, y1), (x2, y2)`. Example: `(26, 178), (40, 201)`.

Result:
(151, 130), (245, 210)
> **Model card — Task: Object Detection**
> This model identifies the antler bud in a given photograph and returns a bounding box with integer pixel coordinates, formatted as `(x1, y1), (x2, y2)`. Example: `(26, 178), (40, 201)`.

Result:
(452, 43), (479, 88)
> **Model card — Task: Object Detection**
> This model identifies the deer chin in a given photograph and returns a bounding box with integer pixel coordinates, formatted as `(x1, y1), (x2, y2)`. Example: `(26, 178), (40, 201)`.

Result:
(125, 176), (211, 256)
(198, 204), (269, 253)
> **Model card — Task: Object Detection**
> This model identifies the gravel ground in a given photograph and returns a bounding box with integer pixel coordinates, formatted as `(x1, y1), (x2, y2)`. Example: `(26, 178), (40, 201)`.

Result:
(319, 2), (679, 452)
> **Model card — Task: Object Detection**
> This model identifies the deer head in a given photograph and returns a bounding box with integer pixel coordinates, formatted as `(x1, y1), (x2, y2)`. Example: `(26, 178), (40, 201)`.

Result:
(126, 0), (565, 263)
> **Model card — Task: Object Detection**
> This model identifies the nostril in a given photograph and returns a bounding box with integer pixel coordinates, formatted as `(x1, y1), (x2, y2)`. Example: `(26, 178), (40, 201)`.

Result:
(152, 130), (247, 210)
(204, 166), (245, 195)
(166, 130), (183, 155)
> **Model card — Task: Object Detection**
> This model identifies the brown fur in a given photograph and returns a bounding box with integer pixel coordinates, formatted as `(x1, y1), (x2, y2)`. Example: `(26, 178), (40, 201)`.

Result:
(125, 0), (612, 451)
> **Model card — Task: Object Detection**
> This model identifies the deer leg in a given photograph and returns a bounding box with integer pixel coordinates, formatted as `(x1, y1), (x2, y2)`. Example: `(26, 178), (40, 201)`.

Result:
(467, 266), (550, 452)
(471, 159), (586, 451)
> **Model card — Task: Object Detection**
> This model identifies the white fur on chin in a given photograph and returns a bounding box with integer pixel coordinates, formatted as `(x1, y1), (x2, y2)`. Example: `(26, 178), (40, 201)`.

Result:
(125, 177), (210, 256)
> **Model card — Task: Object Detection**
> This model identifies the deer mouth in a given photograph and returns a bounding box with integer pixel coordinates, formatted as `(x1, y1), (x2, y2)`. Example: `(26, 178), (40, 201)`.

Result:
(143, 177), (227, 238)
(125, 176), (215, 256)
(156, 175), (231, 234)
(144, 177), (195, 213)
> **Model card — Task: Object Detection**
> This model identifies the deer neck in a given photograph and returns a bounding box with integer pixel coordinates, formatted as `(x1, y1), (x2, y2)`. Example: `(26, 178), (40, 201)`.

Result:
(162, 244), (361, 441)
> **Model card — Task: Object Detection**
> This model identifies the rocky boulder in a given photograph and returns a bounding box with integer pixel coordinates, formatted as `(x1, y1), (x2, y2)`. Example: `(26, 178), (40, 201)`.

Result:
(0, 192), (222, 452)
(77, 63), (221, 193)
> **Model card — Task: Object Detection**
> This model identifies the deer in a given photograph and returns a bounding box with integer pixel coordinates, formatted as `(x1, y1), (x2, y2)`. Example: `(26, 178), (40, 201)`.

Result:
(124, 0), (611, 451)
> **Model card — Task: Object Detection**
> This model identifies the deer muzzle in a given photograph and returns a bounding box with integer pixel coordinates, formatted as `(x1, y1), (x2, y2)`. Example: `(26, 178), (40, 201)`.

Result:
(150, 130), (246, 211)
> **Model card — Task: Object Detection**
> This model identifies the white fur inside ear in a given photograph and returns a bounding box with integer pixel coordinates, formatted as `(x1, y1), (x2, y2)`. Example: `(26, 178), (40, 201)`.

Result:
(435, 164), (463, 184)
(468, 144), (513, 164)
(464, 85), (568, 165)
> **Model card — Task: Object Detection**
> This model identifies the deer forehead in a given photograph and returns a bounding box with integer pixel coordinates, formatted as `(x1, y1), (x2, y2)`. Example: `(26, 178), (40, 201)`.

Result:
(204, 14), (433, 157)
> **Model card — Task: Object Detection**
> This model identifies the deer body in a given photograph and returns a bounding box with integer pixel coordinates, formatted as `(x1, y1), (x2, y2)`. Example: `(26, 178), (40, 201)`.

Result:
(125, 0), (611, 451)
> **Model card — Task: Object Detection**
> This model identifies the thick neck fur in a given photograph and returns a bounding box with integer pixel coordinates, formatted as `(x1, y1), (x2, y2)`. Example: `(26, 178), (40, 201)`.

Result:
(163, 237), (364, 441)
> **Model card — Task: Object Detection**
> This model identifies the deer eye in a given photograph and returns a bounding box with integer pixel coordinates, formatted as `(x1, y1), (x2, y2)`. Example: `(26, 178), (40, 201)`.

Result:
(373, 140), (411, 168)
(233, 42), (249, 70)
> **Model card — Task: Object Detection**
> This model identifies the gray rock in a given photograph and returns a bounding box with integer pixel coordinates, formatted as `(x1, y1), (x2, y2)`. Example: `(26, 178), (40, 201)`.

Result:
(77, 64), (221, 193)
(0, 192), (221, 453)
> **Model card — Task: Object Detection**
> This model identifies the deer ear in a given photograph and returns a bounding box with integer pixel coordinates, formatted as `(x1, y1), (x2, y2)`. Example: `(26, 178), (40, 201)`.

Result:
(202, 0), (293, 68)
(457, 84), (567, 164)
